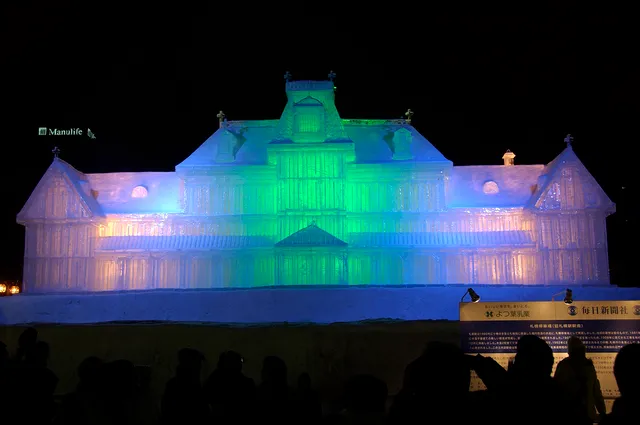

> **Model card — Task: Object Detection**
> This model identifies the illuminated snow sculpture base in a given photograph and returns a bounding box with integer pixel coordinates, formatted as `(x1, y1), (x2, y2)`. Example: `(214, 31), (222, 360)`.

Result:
(1, 284), (639, 326)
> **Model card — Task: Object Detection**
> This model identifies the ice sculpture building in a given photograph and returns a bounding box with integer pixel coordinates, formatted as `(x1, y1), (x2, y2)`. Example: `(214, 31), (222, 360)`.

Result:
(17, 79), (615, 293)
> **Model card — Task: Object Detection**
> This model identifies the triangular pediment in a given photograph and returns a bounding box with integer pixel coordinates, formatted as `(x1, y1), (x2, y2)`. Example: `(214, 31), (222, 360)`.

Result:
(17, 158), (103, 223)
(527, 147), (614, 213)
(275, 223), (347, 247)
(295, 96), (323, 106)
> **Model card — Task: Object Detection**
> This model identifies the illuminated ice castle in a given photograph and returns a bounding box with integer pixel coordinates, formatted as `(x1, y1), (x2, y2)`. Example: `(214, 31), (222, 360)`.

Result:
(18, 78), (615, 293)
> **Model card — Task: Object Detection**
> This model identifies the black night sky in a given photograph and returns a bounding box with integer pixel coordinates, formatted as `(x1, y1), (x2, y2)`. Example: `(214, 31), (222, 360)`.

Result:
(1, 8), (636, 284)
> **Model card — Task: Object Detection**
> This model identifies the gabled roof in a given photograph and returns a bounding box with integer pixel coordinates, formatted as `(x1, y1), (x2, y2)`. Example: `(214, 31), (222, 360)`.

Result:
(526, 146), (615, 212)
(17, 158), (104, 223)
(530, 146), (576, 202)
(275, 223), (347, 248)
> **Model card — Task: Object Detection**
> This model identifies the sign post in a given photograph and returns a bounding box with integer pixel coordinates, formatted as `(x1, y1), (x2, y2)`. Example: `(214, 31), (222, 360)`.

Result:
(460, 300), (640, 404)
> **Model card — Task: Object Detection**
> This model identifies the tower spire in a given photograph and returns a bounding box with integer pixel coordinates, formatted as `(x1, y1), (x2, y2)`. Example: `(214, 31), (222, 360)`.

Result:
(217, 111), (226, 129)
(404, 109), (414, 124)
(328, 70), (337, 92)
(564, 134), (573, 147)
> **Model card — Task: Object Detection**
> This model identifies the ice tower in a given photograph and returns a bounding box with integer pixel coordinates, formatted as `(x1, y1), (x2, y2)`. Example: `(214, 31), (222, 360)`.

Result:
(17, 78), (615, 292)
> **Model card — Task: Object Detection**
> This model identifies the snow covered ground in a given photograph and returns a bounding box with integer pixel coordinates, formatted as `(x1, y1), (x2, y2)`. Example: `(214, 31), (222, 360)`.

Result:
(1, 284), (638, 325)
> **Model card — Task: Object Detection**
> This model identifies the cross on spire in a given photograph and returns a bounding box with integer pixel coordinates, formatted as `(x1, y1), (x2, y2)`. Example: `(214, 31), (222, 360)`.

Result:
(328, 70), (336, 81)
(217, 111), (226, 128)
(52, 146), (60, 158)
(284, 71), (292, 82)
(564, 134), (573, 147)
(405, 109), (414, 124)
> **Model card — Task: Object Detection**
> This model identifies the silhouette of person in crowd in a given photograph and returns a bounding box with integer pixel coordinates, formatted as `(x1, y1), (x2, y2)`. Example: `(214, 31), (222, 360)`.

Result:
(256, 355), (295, 424)
(389, 341), (472, 424)
(294, 372), (322, 423)
(203, 350), (255, 422)
(469, 335), (584, 425)
(2, 326), (635, 425)
(135, 364), (161, 425)
(601, 343), (640, 425)
(555, 336), (606, 423)
(327, 374), (387, 425)
(0, 341), (7, 369)
(161, 348), (210, 425)
(55, 356), (104, 425)
(0, 341), (9, 408)
(8, 340), (59, 424)
(98, 359), (156, 425)
(15, 327), (38, 363)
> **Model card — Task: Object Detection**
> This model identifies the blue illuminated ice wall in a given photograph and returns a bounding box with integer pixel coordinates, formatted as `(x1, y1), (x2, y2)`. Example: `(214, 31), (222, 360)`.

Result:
(17, 79), (615, 292)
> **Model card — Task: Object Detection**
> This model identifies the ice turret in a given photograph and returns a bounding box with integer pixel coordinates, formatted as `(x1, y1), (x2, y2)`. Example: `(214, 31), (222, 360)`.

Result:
(273, 79), (349, 143)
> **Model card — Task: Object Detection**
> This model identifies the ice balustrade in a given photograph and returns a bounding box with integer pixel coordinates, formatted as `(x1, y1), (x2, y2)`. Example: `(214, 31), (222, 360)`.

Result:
(87, 250), (542, 291)
(94, 210), (536, 240)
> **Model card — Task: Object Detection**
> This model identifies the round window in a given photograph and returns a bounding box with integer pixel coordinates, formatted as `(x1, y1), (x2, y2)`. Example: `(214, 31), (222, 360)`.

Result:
(131, 185), (148, 198)
(482, 180), (499, 195)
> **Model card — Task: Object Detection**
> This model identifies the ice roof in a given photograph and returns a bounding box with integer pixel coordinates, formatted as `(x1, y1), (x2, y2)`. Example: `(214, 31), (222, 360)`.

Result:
(176, 120), (279, 168)
(86, 172), (182, 214)
(527, 145), (615, 212)
(349, 231), (535, 248)
(17, 158), (104, 223)
(176, 119), (451, 169)
(176, 80), (451, 168)
(53, 158), (104, 216)
(447, 164), (544, 208)
(343, 120), (450, 164)
(97, 235), (273, 251)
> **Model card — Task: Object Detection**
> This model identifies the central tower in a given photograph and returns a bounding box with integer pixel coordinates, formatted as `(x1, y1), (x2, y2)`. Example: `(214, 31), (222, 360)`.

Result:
(273, 80), (349, 143)
(268, 79), (354, 243)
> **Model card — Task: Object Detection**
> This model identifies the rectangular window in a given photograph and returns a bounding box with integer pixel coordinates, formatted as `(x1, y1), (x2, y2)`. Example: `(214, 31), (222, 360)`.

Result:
(296, 113), (321, 133)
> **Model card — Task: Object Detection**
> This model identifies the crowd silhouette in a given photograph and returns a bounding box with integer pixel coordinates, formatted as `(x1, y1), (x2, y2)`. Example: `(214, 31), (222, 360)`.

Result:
(0, 328), (638, 424)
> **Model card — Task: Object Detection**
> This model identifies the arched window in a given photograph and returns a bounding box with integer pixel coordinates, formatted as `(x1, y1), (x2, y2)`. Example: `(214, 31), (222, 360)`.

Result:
(293, 96), (325, 142)
(392, 128), (413, 160)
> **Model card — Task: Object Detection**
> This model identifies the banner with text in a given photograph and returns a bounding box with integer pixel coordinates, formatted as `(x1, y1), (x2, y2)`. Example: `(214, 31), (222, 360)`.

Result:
(460, 300), (640, 402)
